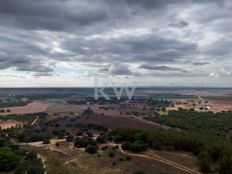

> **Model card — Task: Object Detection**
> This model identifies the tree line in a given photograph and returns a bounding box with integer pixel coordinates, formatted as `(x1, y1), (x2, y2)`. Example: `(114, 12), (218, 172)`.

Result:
(112, 127), (232, 174)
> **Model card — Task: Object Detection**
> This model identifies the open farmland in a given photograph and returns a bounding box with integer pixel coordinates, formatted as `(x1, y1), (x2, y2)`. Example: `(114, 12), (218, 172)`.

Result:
(72, 114), (166, 130)
(47, 103), (75, 112)
(0, 101), (49, 116)
(206, 99), (232, 112)
(46, 113), (165, 131)
(47, 103), (88, 114)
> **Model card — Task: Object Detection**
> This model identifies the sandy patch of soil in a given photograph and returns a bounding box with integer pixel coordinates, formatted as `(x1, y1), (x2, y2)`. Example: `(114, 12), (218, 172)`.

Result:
(207, 99), (232, 112)
(0, 120), (22, 129)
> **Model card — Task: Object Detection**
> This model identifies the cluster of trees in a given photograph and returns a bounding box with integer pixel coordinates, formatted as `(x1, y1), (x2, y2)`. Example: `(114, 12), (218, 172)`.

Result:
(74, 136), (98, 154)
(0, 145), (21, 171)
(0, 99), (29, 109)
(20, 93), (76, 100)
(74, 136), (97, 148)
(83, 107), (94, 115)
(14, 114), (109, 143)
(96, 134), (108, 143)
(113, 127), (232, 174)
(148, 93), (197, 99)
(15, 151), (45, 174)
(68, 96), (125, 105)
(16, 127), (66, 143)
(68, 96), (171, 106)
(74, 123), (108, 132)
(133, 171), (146, 174)
(0, 137), (44, 174)
(46, 116), (108, 132)
(85, 145), (98, 154)
(147, 98), (171, 108)
(73, 133), (111, 154)
(53, 93), (167, 110)
(147, 109), (232, 138)
(122, 140), (148, 152)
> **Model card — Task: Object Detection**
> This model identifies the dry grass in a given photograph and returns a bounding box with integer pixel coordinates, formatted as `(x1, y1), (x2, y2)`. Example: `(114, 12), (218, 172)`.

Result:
(22, 142), (193, 174)
(144, 149), (199, 171)
(0, 120), (22, 129)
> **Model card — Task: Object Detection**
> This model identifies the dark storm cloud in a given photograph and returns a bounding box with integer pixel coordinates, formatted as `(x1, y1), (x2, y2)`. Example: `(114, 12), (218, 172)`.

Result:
(0, 0), (226, 31)
(0, 30), (56, 72)
(106, 0), (226, 9)
(61, 34), (197, 65)
(0, 0), (109, 31)
(0, 0), (231, 80)
(0, 54), (54, 72)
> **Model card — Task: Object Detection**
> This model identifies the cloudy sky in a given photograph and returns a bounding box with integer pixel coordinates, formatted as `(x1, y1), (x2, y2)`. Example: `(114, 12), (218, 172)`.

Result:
(0, 0), (232, 87)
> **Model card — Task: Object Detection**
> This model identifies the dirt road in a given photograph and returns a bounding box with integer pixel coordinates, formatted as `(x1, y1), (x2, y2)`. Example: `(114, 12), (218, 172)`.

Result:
(109, 143), (201, 174)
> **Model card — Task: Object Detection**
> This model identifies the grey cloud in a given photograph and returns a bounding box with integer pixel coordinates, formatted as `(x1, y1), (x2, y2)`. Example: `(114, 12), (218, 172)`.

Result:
(169, 20), (189, 28)
(107, 0), (225, 9)
(109, 64), (133, 75)
(193, 62), (209, 66)
(0, 51), (54, 72)
(145, 71), (207, 78)
(202, 39), (232, 56)
(33, 72), (53, 77)
(99, 67), (109, 72)
(62, 34), (197, 65)
(140, 64), (187, 72)
(16, 64), (54, 73)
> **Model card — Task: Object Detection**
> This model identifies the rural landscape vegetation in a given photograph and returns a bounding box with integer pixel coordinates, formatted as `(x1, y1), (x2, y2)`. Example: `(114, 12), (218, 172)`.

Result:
(1, 88), (232, 174)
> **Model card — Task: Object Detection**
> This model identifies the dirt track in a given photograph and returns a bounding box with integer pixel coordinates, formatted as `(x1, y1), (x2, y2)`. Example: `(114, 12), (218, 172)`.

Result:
(109, 142), (201, 174)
